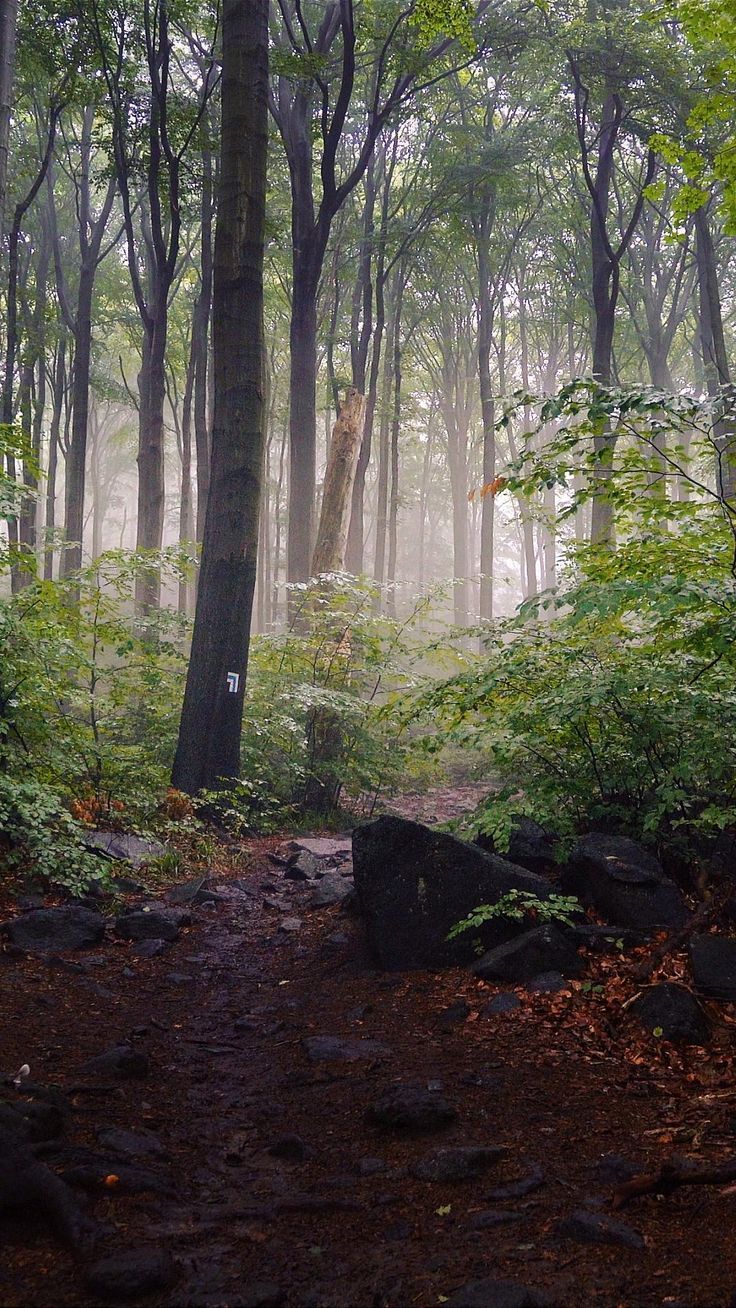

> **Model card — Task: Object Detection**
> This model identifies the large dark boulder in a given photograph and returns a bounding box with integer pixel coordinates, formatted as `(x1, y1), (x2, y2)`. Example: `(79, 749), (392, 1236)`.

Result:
(352, 815), (552, 970)
(2, 906), (105, 953)
(507, 818), (558, 876)
(473, 926), (582, 983)
(628, 982), (709, 1044)
(114, 906), (190, 942)
(690, 934), (736, 1000)
(563, 834), (687, 928)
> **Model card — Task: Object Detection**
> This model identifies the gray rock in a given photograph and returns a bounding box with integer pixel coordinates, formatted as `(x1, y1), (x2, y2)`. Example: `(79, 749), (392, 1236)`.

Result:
(2, 906), (105, 954)
(97, 1128), (164, 1160)
(468, 1209), (523, 1229)
(411, 1146), (505, 1182)
(309, 874), (353, 908)
(81, 1045), (150, 1080)
(238, 1285), (285, 1308)
(438, 999), (471, 1028)
(556, 1208), (645, 1249)
(279, 917), (303, 933)
(486, 1163), (544, 1200)
(85, 1248), (177, 1300)
(130, 938), (167, 959)
(82, 832), (167, 868)
(445, 1279), (556, 1307)
(268, 1134), (308, 1161)
(528, 971), (567, 993)
(690, 934), (736, 1000)
(366, 1084), (458, 1133)
(563, 833), (687, 928)
(166, 877), (221, 906)
(114, 907), (190, 942)
(474, 926), (582, 984)
(352, 814), (554, 970)
(568, 923), (651, 953)
(628, 982), (709, 1044)
(302, 1035), (391, 1062)
(592, 1154), (640, 1185)
(357, 1157), (386, 1176)
(285, 850), (322, 880)
(484, 993), (522, 1015)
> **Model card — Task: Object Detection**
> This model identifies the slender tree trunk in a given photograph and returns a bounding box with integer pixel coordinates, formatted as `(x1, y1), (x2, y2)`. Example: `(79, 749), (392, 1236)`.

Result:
(287, 256), (319, 583)
(44, 340), (65, 580)
(0, 0), (18, 238)
(178, 331), (196, 614)
(694, 205), (735, 500)
(62, 261), (95, 575)
(172, 0), (268, 794)
(135, 294), (168, 610)
(386, 267), (404, 619)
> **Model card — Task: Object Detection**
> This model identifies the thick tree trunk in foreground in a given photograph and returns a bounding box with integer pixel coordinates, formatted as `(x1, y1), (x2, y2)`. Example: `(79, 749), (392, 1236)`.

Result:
(172, 0), (268, 795)
(312, 387), (366, 575)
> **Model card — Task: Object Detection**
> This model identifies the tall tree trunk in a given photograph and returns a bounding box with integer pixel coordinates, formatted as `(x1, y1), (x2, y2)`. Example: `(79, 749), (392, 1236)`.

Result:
(194, 136), (213, 541)
(386, 266), (404, 619)
(694, 204), (735, 500)
(172, 0), (268, 794)
(44, 339), (65, 580)
(178, 330), (196, 614)
(287, 254), (319, 583)
(0, 0), (18, 238)
(135, 295), (168, 609)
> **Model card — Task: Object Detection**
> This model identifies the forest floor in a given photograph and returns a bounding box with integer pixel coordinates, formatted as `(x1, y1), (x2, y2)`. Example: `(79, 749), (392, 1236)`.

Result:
(3, 787), (736, 1308)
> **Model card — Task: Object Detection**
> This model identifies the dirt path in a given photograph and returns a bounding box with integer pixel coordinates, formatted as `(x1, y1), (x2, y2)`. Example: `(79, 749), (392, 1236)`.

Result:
(2, 792), (736, 1308)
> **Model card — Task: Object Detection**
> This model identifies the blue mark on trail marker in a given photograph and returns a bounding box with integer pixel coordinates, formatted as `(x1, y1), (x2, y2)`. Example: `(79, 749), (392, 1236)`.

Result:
(226, 672), (240, 694)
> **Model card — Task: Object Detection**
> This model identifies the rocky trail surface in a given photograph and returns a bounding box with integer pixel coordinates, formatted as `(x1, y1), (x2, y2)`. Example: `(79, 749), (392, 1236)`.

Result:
(2, 789), (736, 1308)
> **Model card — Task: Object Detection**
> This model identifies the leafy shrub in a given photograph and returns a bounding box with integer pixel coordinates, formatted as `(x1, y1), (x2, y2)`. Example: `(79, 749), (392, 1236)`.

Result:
(447, 890), (583, 941)
(0, 774), (106, 893)
(422, 386), (736, 858)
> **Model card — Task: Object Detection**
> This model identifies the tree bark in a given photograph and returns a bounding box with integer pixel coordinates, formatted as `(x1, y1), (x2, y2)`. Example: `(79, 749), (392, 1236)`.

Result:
(172, 0), (268, 794)
(694, 204), (735, 501)
(312, 387), (366, 575)
(0, 0), (18, 238)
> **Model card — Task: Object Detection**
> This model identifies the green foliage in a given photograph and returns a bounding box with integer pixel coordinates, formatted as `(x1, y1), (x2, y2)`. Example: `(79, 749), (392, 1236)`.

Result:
(0, 549), (192, 887)
(447, 890), (582, 941)
(0, 774), (106, 895)
(422, 386), (736, 854)
(233, 575), (452, 827)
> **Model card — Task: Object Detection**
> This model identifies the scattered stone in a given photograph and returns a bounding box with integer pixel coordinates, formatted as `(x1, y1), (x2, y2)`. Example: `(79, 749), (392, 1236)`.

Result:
(325, 931), (349, 947)
(366, 1084), (458, 1133)
(237, 1284), (285, 1308)
(569, 923), (651, 953)
(468, 1209), (523, 1229)
(628, 982), (709, 1044)
(438, 999), (471, 1029)
(563, 833), (687, 928)
(166, 877), (221, 907)
(309, 874), (353, 908)
(114, 907), (190, 943)
(556, 1208), (645, 1250)
(487, 1163), (544, 1200)
(80, 1045), (150, 1080)
(593, 1154), (640, 1185)
(97, 1128), (165, 1160)
(284, 836), (352, 861)
(302, 1035), (391, 1062)
(473, 926), (582, 984)
(352, 814), (554, 970)
(285, 850), (322, 880)
(357, 1157), (386, 1176)
(528, 972), (567, 993)
(411, 1146), (505, 1182)
(82, 832), (167, 868)
(445, 1279), (556, 1307)
(165, 972), (193, 984)
(269, 1134), (308, 1161)
(279, 917), (303, 933)
(483, 993), (522, 1016)
(2, 906), (105, 954)
(690, 934), (736, 1000)
(85, 1248), (177, 1300)
(130, 938), (167, 959)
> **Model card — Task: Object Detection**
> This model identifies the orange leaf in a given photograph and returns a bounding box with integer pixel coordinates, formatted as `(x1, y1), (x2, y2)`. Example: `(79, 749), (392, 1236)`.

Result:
(104, 1175), (120, 1187)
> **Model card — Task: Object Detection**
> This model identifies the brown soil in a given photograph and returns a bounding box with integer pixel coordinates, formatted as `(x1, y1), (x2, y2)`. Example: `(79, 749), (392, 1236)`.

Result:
(2, 792), (736, 1308)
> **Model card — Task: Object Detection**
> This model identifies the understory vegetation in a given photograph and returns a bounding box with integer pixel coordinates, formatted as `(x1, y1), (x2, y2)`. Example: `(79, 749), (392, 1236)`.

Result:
(3, 389), (735, 893)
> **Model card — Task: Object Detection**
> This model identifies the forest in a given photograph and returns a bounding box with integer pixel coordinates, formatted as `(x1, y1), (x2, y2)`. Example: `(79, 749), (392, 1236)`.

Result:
(1, 0), (736, 1305)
